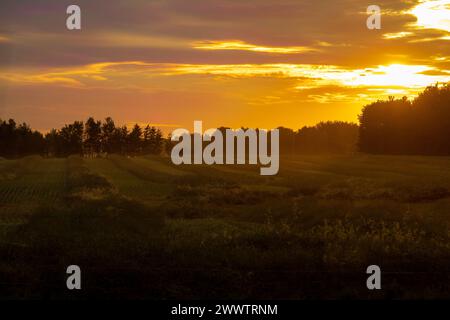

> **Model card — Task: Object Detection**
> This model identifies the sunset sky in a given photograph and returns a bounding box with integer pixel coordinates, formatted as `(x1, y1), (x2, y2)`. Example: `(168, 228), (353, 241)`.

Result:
(1, 0), (450, 133)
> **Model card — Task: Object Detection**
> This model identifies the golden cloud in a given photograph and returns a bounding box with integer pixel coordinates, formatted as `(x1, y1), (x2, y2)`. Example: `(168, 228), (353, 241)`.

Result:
(1, 62), (449, 98)
(382, 32), (414, 39)
(192, 40), (316, 54)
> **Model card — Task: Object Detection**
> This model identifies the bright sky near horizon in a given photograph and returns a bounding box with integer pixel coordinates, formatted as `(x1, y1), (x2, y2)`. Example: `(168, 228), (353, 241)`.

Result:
(1, 0), (450, 133)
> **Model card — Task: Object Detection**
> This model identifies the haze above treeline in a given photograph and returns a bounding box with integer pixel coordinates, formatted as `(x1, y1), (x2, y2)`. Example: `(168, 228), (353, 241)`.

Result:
(1, 84), (450, 158)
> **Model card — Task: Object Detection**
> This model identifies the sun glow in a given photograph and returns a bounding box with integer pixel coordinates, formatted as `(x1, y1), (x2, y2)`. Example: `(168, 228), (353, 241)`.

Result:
(409, 0), (450, 33)
(344, 64), (445, 88)
(2, 63), (449, 91)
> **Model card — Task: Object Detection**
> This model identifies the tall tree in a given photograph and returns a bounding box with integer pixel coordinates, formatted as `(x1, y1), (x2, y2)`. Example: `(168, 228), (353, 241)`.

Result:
(358, 84), (450, 155)
(128, 124), (143, 155)
(57, 121), (84, 156)
(84, 117), (102, 156)
(143, 125), (163, 154)
(101, 117), (116, 154)
(0, 119), (45, 157)
(111, 125), (129, 154)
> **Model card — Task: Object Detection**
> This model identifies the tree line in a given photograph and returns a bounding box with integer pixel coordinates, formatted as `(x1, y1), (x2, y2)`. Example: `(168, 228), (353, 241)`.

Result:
(0, 117), (359, 158)
(0, 117), (164, 158)
(3, 83), (449, 158)
(276, 121), (359, 155)
(359, 83), (450, 155)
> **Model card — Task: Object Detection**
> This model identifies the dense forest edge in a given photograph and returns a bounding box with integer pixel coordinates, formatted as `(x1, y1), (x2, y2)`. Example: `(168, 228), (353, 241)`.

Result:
(1, 83), (450, 158)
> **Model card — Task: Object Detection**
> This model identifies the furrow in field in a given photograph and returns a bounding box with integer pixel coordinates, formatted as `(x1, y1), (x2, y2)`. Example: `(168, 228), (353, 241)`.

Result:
(140, 156), (190, 176)
(85, 157), (172, 205)
(0, 158), (66, 208)
(0, 158), (67, 236)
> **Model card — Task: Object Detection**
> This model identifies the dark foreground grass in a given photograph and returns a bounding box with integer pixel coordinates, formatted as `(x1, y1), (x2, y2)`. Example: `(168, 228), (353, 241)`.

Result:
(0, 155), (449, 299)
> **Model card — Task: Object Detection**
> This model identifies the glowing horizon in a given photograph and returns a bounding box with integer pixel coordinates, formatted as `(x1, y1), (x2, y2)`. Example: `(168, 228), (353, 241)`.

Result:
(0, 0), (449, 132)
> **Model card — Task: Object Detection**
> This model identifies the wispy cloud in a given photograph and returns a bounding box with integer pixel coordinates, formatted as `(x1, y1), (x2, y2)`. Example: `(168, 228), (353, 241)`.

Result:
(0, 61), (149, 87)
(382, 32), (414, 39)
(192, 40), (316, 54)
(0, 35), (11, 42)
(3, 61), (449, 92)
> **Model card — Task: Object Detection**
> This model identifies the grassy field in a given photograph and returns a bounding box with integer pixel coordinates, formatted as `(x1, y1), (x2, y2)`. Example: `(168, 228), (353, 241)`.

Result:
(0, 154), (449, 299)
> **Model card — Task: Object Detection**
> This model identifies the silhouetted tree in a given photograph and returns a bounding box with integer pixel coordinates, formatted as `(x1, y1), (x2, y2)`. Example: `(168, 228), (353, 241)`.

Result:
(278, 122), (359, 155)
(358, 83), (450, 155)
(1, 116), (168, 158)
(165, 133), (174, 155)
(113, 125), (129, 154)
(143, 125), (163, 154)
(101, 117), (116, 154)
(84, 117), (102, 156)
(128, 124), (142, 155)
(0, 119), (45, 157)
(10, 84), (450, 160)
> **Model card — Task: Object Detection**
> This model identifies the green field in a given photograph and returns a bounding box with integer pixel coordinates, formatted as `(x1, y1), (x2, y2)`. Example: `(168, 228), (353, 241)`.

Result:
(0, 155), (449, 299)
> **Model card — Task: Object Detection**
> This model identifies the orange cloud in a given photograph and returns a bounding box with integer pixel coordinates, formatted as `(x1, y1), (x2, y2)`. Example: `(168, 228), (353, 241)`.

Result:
(0, 61), (150, 87)
(192, 40), (316, 54)
(2, 62), (449, 93)
(382, 32), (414, 39)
